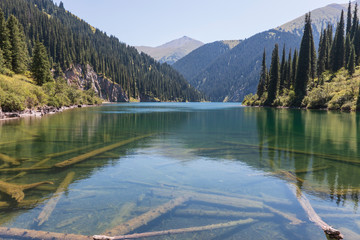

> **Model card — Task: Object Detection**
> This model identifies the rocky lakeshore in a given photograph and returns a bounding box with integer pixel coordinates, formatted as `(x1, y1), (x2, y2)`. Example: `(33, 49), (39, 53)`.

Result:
(0, 105), (97, 121)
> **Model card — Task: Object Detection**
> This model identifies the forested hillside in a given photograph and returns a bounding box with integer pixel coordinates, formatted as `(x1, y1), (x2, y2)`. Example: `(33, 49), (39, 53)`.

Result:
(0, 0), (203, 102)
(244, 3), (360, 111)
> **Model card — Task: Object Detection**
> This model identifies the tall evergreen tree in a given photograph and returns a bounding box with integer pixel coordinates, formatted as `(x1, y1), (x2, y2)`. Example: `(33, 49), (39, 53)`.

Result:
(295, 13), (314, 104)
(291, 49), (298, 88)
(7, 15), (28, 73)
(31, 41), (52, 85)
(0, 9), (11, 69)
(279, 45), (286, 95)
(351, 3), (359, 38)
(286, 49), (292, 89)
(331, 10), (345, 72)
(348, 44), (356, 76)
(345, 34), (352, 68)
(310, 27), (317, 79)
(325, 24), (333, 70)
(256, 49), (267, 98)
(317, 30), (327, 77)
(266, 44), (280, 105)
(347, 1), (352, 35)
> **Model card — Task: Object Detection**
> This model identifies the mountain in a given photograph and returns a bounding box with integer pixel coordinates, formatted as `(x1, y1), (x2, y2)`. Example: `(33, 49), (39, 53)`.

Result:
(172, 40), (240, 86)
(136, 36), (204, 65)
(174, 2), (352, 102)
(0, 0), (203, 102)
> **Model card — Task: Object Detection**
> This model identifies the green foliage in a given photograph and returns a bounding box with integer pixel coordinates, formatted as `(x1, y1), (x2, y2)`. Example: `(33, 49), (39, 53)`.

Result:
(266, 44), (280, 105)
(0, 0), (203, 102)
(330, 10), (345, 72)
(31, 41), (53, 85)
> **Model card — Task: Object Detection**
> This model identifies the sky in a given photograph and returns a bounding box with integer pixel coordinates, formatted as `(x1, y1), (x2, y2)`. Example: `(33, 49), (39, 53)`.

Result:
(53, 0), (349, 47)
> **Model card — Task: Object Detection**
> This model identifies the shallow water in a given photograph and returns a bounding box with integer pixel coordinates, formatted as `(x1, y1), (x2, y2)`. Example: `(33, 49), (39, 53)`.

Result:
(0, 103), (360, 239)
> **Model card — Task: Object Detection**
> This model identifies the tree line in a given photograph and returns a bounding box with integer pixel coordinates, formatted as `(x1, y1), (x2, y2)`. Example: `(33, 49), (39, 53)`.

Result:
(245, 2), (360, 109)
(0, 0), (203, 102)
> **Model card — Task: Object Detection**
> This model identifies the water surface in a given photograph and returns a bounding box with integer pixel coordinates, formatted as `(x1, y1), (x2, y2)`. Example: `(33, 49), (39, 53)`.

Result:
(0, 103), (359, 239)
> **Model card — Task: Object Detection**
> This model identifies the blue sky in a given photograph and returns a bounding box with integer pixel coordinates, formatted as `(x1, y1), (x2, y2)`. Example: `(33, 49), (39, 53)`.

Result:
(53, 0), (349, 47)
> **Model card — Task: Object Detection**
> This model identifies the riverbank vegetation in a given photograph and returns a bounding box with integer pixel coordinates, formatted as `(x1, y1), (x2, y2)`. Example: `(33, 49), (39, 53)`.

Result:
(243, 2), (360, 111)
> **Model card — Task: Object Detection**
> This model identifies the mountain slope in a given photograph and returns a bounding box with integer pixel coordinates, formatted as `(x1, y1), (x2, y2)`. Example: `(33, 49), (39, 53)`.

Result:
(0, 0), (203, 102)
(172, 40), (240, 86)
(175, 2), (351, 102)
(136, 36), (204, 64)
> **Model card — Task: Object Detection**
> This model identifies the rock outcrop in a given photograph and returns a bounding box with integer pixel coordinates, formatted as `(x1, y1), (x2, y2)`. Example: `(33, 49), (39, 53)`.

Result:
(65, 64), (128, 102)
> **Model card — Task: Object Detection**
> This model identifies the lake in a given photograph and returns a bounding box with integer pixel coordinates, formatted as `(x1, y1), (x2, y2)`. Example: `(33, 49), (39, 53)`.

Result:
(0, 103), (359, 239)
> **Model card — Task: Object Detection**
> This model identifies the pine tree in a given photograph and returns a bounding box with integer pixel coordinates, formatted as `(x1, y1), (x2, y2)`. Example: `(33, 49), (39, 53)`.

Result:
(266, 44), (280, 105)
(331, 10), (345, 72)
(279, 45), (286, 95)
(347, 1), (352, 35)
(0, 8), (11, 70)
(348, 44), (356, 76)
(256, 49), (267, 98)
(310, 26), (317, 79)
(286, 49), (292, 89)
(291, 49), (298, 88)
(31, 41), (53, 85)
(317, 30), (327, 77)
(351, 3), (359, 39)
(325, 24), (333, 70)
(345, 34), (352, 68)
(294, 13), (314, 104)
(7, 15), (28, 73)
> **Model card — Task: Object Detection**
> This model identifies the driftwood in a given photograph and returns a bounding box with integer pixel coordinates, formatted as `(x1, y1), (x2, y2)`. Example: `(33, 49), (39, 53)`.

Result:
(0, 226), (91, 240)
(6, 157), (52, 181)
(46, 143), (103, 158)
(263, 205), (303, 225)
(289, 184), (343, 239)
(104, 196), (190, 236)
(0, 166), (51, 172)
(0, 153), (20, 165)
(36, 172), (75, 226)
(55, 134), (154, 168)
(0, 180), (53, 202)
(151, 188), (264, 209)
(0, 199), (46, 209)
(108, 202), (137, 228)
(94, 218), (256, 240)
(174, 209), (274, 218)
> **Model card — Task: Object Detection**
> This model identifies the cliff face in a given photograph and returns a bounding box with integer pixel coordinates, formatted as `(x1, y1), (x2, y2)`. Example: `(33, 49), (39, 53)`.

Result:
(65, 64), (128, 102)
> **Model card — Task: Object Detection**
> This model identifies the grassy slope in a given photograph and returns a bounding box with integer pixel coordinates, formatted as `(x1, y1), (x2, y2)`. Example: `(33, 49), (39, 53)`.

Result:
(0, 74), (102, 112)
(243, 67), (360, 111)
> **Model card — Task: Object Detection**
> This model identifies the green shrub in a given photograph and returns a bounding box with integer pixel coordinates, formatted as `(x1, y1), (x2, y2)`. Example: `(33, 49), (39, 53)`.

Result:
(303, 87), (331, 109)
(1, 93), (25, 112)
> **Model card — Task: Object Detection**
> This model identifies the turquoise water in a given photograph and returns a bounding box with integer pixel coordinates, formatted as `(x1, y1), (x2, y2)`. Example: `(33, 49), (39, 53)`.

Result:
(0, 103), (359, 239)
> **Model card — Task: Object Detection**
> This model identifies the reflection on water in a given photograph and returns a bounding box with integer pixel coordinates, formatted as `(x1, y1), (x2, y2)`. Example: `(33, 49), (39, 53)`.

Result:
(0, 103), (359, 239)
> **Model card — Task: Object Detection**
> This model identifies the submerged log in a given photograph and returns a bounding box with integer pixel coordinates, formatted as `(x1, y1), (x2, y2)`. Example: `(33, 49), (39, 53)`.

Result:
(46, 143), (103, 158)
(6, 158), (52, 181)
(174, 209), (274, 218)
(263, 205), (303, 225)
(289, 184), (343, 239)
(104, 196), (190, 236)
(0, 153), (20, 166)
(0, 226), (91, 240)
(36, 172), (75, 226)
(151, 188), (264, 209)
(0, 180), (53, 202)
(55, 134), (154, 168)
(0, 199), (46, 209)
(94, 218), (256, 240)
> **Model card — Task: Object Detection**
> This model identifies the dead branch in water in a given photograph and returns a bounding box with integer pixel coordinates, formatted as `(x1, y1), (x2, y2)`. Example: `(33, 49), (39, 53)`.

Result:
(0, 180), (53, 202)
(0, 226), (91, 240)
(36, 172), (75, 226)
(0, 153), (20, 166)
(94, 218), (256, 240)
(104, 196), (190, 236)
(54, 134), (154, 168)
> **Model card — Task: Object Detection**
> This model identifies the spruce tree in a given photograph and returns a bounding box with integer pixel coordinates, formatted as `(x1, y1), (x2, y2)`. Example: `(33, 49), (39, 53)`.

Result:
(331, 10), (345, 72)
(279, 45), (286, 95)
(325, 24), (333, 70)
(351, 3), (359, 39)
(266, 44), (280, 105)
(347, 1), (352, 35)
(0, 8), (11, 70)
(7, 15), (28, 73)
(345, 34), (352, 68)
(31, 41), (53, 85)
(348, 45), (356, 76)
(291, 49), (298, 88)
(256, 49), (267, 98)
(286, 49), (292, 89)
(310, 27), (317, 79)
(317, 30), (327, 77)
(295, 13), (314, 104)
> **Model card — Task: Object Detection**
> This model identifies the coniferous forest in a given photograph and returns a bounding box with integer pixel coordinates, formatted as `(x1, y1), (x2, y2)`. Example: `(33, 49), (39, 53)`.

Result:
(243, 2), (360, 111)
(0, 0), (203, 110)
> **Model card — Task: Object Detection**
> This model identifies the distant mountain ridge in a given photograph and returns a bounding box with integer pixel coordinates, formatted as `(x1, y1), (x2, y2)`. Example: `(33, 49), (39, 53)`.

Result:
(136, 36), (204, 64)
(174, 1), (354, 102)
